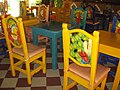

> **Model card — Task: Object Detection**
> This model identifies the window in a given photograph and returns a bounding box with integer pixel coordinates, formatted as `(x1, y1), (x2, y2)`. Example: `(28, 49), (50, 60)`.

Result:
(7, 0), (43, 17)
(8, 0), (19, 17)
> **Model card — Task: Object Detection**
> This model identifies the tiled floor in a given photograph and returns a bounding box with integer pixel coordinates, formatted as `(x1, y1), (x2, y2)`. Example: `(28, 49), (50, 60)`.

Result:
(0, 41), (120, 90)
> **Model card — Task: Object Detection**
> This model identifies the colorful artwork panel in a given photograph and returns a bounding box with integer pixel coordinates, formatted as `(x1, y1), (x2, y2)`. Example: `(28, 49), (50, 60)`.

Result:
(7, 18), (21, 46)
(115, 19), (120, 34)
(70, 32), (92, 64)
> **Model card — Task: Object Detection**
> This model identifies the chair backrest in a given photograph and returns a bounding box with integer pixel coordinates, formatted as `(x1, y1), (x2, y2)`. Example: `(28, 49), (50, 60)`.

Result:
(85, 5), (96, 24)
(2, 15), (29, 58)
(62, 23), (99, 84)
(70, 6), (87, 29)
(38, 4), (49, 22)
(50, 7), (58, 21)
(20, 1), (27, 17)
(111, 16), (120, 33)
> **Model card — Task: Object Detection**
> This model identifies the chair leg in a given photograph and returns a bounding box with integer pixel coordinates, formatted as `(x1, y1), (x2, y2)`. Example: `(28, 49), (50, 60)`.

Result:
(9, 54), (16, 76)
(98, 53), (107, 65)
(100, 74), (107, 90)
(25, 62), (31, 84)
(50, 38), (52, 53)
(98, 53), (103, 64)
(63, 73), (68, 90)
(60, 37), (62, 51)
(42, 51), (46, 74)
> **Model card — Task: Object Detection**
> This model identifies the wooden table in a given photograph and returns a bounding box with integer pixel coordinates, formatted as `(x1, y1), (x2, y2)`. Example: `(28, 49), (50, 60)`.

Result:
(22, 17), (38, 27)
(32, 21), (62, 70)
(99, 30), (120, 90)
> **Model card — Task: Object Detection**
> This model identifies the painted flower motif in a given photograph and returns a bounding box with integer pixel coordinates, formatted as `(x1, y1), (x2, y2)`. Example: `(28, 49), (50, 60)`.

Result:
(70, 32), (92, 64)
(7, 19), (21, 46)
(87, 8), (93, 19)
(72, 10), (84, 25)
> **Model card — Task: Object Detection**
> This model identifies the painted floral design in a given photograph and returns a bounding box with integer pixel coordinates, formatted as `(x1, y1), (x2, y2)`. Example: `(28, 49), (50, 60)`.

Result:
(87, 7), (93, 19)
(115, 19), (120, 34)
(39, 6), (46, 21)
(72, 9), (84, 25)
(70, 32), (92, 64)
(7, 18), (21, 46)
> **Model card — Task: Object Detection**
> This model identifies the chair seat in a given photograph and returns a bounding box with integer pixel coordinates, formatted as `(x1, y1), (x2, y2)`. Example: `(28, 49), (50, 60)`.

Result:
(12, 43), (46, 58)
(69, 63), (110, 83)
(86, 21), (100, 25)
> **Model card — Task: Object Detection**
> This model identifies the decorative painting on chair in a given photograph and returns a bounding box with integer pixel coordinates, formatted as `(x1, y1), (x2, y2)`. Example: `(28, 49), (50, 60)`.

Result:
(38, 4), (49, 22)
(70, 32), (92, 64)
(39, 5), (47, 21)
(69, 3), (87, 30)
(20, 1), (26, 17)
(87, 7), (93, 19)
(7, 18), (21, 46)
(70, 7), (87, 29)
(72, 10), (84, 25)
(0, 2), (4, 12)
(115, 19), (120, 34)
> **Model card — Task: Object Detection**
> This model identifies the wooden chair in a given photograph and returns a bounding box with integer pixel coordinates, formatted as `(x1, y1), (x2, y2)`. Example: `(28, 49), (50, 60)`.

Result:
(0, 33), (8, 56)
(20, 1), (34, 17)
(37, 4), (49, 22)
(0, 15), (9, 56)
(2, 15), (46, 84)
(99, 16), (120, 77)
(85, 5), (100, 33)
(111, 16), (120, 33)
(20, 1), (27, 17)
(69, 6), (87, 30)
(19, 1), (37, 42)
(50, 7), (58, 22)
(25, 4), (49, 43)
(37, 4), (49, 42)
(62, 23), (110, 90)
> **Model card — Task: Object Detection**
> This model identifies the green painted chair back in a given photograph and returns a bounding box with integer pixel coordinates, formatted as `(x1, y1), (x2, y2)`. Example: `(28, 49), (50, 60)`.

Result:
(70, 6), (87, 30)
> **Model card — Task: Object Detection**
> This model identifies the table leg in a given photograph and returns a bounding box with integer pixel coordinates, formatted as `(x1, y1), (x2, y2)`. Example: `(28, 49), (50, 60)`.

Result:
(52, 36), (57, 70)
(112, 60), (120, 90)
(32, 30), (38, 45)
(50, 38), (52, 53)
(60, 37), (62, 51)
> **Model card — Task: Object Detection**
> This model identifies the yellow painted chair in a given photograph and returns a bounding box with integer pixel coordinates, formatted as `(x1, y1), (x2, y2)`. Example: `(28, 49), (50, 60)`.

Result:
(2, 15), (46, 84)
(37, 4), (49, 42)
(62, 23), (110, 90)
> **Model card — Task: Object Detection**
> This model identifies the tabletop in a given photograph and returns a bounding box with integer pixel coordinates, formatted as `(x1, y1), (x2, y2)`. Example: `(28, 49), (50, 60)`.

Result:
(32, 21), (63, 70)
(99, 30), (120, 58)
(99, 30), (120, 90)
(33, 21), (63, 31)
(22, 17), (38, 27)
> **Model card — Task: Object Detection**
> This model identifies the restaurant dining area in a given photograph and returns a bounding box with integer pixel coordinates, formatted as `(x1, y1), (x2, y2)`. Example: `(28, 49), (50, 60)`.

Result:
(0, 0), (120, 90)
